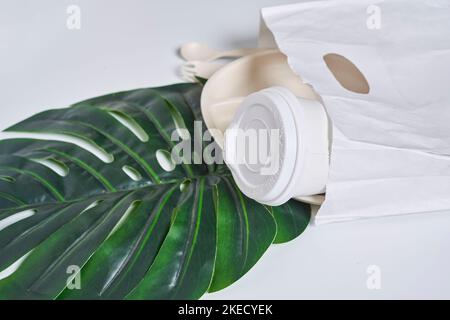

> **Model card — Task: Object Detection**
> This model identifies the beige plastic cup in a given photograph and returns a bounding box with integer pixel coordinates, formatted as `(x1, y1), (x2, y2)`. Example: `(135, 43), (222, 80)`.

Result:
(201, 50), (327, 205)
(201, 50), (319, 147)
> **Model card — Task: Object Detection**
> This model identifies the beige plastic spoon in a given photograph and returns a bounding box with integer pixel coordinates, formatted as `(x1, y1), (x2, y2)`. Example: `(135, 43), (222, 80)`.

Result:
(180, 42), (261, 62)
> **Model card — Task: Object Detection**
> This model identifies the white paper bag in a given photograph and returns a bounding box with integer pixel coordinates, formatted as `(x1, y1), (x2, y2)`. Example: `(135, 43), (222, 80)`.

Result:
(260, 0), (450, 224)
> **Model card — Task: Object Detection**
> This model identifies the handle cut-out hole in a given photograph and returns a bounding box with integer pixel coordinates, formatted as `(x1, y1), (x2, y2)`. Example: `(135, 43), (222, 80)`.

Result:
(323, 53), (370, 94)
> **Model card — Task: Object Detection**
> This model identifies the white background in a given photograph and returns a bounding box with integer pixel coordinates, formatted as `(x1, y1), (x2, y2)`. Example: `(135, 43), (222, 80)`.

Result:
(1, 0), (450, 299)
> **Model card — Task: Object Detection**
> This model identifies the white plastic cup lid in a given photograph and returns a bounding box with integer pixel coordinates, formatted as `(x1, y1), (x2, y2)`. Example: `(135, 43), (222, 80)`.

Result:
(224, 86), (329, 206)
(224, 87), (301, 205)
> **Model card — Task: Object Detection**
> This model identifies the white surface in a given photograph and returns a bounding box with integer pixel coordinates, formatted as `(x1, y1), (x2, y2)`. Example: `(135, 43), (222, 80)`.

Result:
(2, 0), (450, 299)
(262, 0), (450, 225)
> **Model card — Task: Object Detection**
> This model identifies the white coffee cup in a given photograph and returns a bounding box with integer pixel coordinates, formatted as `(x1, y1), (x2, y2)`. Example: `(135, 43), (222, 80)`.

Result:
(224, 86), (330, 206)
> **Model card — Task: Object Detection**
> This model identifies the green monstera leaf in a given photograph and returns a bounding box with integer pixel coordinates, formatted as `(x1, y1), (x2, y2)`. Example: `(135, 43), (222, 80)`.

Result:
(0, 83), (310, 299)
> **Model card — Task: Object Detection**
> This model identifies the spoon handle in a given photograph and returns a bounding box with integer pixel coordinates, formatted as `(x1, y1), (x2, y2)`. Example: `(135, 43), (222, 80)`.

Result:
(209, 48), (263, 61)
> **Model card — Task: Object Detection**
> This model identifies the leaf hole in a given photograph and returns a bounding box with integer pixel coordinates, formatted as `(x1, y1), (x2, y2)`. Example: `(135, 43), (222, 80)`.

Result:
(156, 149), (176, 172)
(0, 175), (15, 183)
(122, 165), (142, 181)
(180, 179), (191, 192)
(107, 110), (149, 142)
(0, 251), (32, 281)
(81, 200), (103, 214)
(108, 200), (141, 238)
(31, 158), (69, 177)
(165, 101), (190, 140)
(0, 209), (36, 232)
(0, 132), (114, 164)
